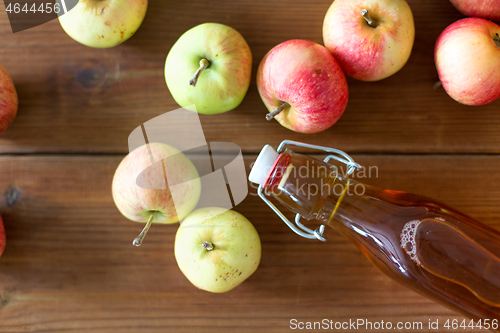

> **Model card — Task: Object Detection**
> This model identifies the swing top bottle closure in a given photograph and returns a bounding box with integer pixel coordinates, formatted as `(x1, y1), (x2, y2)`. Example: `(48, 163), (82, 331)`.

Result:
(249, 141), (500, 331)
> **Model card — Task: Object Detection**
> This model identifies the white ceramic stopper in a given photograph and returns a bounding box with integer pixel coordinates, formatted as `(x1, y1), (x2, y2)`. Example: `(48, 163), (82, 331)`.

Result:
(248, 145), (279, 185)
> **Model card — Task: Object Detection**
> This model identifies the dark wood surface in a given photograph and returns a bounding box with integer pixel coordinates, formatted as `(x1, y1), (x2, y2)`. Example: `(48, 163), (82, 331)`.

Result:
(0, 0), (499, 332)
(0, 0), (498, 155)
(1, 155), (500, 333)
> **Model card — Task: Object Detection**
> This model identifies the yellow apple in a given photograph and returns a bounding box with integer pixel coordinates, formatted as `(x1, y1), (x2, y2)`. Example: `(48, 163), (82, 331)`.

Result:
(58, 0), (148, 48)
(174, 207), (261, 293)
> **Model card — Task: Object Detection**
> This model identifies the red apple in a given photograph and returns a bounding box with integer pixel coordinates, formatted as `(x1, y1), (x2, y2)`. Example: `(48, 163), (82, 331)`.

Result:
(0, 215), (5, 258)
(257, 39), (348, 134)
(323, 0), (415, 81)
(435, 18), (500, 106)
(0, 64), (18, 134)
(450, 0), (500, 22)
(112, 142), (201, 246)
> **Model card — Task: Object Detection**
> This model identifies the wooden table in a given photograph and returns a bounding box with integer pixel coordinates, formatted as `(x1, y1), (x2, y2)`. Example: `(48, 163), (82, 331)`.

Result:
(1, 0), (499, 332)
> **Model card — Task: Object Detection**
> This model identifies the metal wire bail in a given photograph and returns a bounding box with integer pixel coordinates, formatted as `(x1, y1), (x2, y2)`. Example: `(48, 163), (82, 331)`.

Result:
(257, 140), (363, 241)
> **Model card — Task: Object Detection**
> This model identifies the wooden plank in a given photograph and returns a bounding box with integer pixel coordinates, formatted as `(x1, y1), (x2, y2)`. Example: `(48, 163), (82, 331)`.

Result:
(0, 0), (499, 154)
(0, 154), (499, 332)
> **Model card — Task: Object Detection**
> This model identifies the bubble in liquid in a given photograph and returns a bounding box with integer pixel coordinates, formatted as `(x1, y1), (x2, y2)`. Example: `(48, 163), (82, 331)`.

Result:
(401, 219), (422, 266)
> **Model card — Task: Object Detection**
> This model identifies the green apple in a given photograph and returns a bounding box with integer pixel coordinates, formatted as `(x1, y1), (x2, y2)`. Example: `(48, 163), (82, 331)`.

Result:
(165, 23), (252, 115)
(58, 0), (148, 48)
(175, 207), (261, 293)
(112, 143), (201, 246)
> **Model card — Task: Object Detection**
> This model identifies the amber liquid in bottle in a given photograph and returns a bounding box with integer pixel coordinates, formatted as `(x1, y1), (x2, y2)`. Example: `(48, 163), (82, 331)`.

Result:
(264, 150), (500, 330)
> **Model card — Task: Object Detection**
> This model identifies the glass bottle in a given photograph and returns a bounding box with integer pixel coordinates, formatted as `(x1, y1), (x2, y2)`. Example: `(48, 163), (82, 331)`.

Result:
(249, 142), (500, 331)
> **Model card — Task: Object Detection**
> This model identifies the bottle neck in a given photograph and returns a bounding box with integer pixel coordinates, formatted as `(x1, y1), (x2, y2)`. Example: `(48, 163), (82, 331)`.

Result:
(263, 151), (396, 235)
(314, 176), (362, 225)
(264, 151), (363, 224)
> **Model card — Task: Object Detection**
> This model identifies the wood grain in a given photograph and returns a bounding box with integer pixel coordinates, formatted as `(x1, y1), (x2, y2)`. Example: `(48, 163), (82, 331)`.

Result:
(0, 154), (499, 332)
(1, 0), (499, 331)
(0, 0), (498, 154)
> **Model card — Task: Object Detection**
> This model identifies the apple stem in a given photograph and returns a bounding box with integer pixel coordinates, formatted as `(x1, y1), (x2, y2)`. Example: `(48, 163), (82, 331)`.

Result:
(189, 59), (210, 87)
(133, 211), (157, 247)
(266, 102), (290, 121)
(361, 9), (376, 28)
(202, 241), (214, 251)
(494, 33), (500, 48)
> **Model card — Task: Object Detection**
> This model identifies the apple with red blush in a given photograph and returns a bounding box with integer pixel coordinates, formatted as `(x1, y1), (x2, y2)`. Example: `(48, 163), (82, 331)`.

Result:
(257, 39), (348, 134)
(0, 64), (18, 135)
(435, 18), (500, 106)
(322, 0), (415, 81)
(450, 0), (500, 22)
(112, 143), (201, 246)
